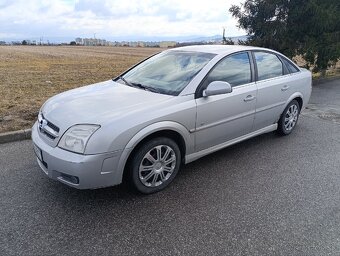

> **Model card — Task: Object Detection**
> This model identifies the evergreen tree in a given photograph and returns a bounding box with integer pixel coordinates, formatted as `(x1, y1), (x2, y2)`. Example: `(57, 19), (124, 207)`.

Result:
(223, 37), (235, 45)
(230, 0), (340, 74)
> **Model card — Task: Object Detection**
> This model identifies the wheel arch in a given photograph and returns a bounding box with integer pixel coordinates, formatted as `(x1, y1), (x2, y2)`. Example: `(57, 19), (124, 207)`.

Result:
(294, 97), (303, 112)
(116, 121), (193, 184)
(285, 92), (304, 112)
(277, 94), (302, 136)
(127, 129), (186, 162)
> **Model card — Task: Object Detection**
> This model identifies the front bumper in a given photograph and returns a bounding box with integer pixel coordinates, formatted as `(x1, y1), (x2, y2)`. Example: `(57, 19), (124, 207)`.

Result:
(31, 122), (123, 189)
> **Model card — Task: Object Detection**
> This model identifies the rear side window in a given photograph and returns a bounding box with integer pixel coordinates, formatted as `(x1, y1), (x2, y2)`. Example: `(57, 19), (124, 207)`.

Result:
(282, 58), (300, 73)
(205, 52), (251, 87)
(254, 52), (283, 81)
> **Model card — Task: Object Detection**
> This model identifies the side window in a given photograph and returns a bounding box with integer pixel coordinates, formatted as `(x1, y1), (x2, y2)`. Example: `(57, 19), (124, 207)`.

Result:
(254, 52), (283, 80)
(205, 52), (252, 87)
(282, 57), (300, 73)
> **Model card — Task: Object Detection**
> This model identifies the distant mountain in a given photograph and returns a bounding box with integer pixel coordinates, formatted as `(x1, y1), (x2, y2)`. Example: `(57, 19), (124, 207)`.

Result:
(2, 34), (248, 44)
(182, 35), (248, 43)
(3, 36), (76, 44)
(104, 34), (248, 43)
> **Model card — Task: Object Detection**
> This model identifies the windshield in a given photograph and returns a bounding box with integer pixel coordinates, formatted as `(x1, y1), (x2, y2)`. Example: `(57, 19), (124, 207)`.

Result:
(118, 51), (216, 95)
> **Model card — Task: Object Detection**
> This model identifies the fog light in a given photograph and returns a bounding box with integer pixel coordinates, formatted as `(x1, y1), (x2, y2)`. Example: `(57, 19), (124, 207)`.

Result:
(60, 173), (79, 185)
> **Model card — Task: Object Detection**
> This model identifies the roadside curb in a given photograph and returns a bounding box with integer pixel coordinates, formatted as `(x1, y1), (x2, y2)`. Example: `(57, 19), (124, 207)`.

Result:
(313, 76), (340, 86)
(0, 129), (31, 144)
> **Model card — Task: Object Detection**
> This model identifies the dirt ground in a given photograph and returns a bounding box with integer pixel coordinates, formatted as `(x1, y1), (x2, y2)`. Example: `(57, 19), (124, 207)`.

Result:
(0, 46), (160, 133)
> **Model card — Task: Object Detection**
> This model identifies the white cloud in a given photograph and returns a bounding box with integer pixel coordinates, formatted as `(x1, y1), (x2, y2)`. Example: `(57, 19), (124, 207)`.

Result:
(0, 0), (245, 40)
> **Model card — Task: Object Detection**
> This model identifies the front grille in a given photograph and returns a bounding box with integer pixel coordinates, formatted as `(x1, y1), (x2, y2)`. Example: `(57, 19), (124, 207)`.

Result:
(39, 114), (60, 140)
(47, 121), (60, 133)
(41, 130), (56, 140)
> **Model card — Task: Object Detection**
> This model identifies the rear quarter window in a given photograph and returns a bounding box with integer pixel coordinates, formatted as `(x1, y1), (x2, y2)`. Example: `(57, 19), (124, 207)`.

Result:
(282, 58), (300, 73)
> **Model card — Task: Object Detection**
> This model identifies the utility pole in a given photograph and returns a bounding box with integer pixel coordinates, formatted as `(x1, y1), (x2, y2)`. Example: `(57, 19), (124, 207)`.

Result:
(222, 27), (227, 45)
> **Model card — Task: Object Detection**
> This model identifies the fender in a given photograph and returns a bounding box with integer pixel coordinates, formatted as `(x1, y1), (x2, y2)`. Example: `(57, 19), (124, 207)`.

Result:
(272, 92), (304, 124)
(284, 92), (304, 110)
(113, 121), (194, 185)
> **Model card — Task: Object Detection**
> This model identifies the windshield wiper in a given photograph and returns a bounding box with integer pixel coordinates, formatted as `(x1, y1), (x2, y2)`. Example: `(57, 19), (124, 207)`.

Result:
(118, 76), (134, 87)
(118, 76), (160, 93)
(130, 82), (160, 93)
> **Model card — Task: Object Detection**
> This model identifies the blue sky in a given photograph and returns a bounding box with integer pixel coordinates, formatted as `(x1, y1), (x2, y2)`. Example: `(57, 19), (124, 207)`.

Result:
(0, 0), (245, 41)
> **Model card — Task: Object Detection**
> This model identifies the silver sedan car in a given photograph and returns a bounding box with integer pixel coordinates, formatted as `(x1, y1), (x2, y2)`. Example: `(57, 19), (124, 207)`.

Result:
(32, 45), (312, 194)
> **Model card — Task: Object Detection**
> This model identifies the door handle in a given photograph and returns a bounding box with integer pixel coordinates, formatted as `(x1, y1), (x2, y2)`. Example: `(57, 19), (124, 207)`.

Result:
(244, 95), (256, 102)
(281, 85), (290, 91)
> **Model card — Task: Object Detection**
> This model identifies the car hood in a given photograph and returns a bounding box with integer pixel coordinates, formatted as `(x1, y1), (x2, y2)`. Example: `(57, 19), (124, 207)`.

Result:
(41, 80), (174, 130)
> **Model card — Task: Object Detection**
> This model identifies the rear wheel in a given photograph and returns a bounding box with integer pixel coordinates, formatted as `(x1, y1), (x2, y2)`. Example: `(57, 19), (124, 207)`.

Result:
(277, 100), (300, 136)
(129, 137), (181, 194)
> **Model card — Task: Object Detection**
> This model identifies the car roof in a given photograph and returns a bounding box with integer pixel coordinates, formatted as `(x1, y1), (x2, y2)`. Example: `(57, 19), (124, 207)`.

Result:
(168, 45), (276, 56)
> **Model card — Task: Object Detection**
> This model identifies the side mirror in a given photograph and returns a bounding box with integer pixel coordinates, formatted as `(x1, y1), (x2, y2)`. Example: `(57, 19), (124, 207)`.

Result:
(203, 81), (232, 97)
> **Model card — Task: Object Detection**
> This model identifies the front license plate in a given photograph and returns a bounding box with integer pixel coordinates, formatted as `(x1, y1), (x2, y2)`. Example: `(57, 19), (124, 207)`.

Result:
(33, 144), (43, 162)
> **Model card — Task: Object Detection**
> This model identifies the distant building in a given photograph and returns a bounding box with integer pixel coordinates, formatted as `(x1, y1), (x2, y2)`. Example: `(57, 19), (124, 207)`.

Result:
(73, 37), (178, 48)
(75, 37), (83, 45)
(137, 41), (145, 47)
(78, 38), (108, 46)
(144, 41), (160, 47)
(120, 41), (129, 47)
(83, 38), (95, 46)
(159, 41), (177, 48)
(129, 41), (138, 47)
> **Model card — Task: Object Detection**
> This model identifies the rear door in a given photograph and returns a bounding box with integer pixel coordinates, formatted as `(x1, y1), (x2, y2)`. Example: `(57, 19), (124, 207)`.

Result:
(252, 51), (291, 130)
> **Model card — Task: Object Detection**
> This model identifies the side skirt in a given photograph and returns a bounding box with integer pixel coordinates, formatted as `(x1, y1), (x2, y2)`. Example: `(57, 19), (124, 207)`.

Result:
(185, 123), (278, 164)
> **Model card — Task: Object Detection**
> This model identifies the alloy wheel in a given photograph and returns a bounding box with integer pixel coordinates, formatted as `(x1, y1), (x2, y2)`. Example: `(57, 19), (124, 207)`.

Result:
(138, 145), (176, 187)
(284, 104), (299, 131)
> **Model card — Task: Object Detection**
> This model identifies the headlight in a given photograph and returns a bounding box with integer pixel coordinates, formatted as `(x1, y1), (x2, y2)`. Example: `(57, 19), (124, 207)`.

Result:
(58, 124), (100, 154)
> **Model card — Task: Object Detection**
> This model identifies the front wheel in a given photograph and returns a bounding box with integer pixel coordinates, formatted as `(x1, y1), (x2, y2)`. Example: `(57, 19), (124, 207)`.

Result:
(129, 137), (181, 194)
(277, 100), (300, 136)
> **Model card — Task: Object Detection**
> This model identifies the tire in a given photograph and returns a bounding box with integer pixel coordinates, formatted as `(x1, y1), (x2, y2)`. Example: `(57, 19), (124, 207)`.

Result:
(277, 99), (300, 136)
(129, 137), (181, 194)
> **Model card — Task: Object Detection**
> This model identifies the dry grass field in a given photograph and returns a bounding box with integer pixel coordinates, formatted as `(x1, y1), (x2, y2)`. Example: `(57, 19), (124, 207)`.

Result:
(0, 46), (160, 133)
(0, 45), (339, 133)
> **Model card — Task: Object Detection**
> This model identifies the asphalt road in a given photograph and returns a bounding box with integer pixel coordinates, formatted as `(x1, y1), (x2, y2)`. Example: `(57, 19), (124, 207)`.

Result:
(1, 79), (340, 256)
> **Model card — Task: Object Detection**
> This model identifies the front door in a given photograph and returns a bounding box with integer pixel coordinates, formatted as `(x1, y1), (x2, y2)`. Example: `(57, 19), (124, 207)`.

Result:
(194, 52), (257, 152)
